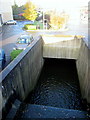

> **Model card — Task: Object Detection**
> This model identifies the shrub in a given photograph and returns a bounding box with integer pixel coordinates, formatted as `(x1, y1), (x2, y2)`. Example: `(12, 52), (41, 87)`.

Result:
(23, 21), (43, 30)
(23, 24), (36, 30)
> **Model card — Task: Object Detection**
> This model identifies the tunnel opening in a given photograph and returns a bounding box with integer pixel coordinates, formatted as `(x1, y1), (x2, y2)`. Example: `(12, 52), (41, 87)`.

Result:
(25, 58), (86, 111)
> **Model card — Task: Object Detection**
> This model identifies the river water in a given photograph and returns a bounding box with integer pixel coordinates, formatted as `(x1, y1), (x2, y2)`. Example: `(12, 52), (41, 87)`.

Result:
(25, 58), (84, 111)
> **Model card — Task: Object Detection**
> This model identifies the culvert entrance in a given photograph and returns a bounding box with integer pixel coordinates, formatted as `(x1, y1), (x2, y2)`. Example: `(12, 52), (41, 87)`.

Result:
(25, 58), (85, 111)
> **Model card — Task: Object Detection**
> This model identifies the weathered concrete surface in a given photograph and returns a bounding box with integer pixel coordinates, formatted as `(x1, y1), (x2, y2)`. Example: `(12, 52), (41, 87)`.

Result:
(0, 34), (90, 117)
(0, 36), (44, 112)
(42, 35), (90, 103)
(14, 104), (89, 119)
(76, 40), (90, 103)
(43, 35), (82, 60)
(6, 99), (21, 119)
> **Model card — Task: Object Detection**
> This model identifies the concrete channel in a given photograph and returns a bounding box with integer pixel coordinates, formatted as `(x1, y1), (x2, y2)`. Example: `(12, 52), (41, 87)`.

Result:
(0, 35), (90, 119)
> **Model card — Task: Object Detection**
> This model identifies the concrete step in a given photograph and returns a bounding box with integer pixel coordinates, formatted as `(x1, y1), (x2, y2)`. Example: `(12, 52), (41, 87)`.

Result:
(6, 99), (21, 119)
(14, 104), (90, 119)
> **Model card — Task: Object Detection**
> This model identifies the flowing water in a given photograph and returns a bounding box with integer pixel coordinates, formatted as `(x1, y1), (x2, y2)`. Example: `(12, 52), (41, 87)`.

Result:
(25, 59), (84, 110)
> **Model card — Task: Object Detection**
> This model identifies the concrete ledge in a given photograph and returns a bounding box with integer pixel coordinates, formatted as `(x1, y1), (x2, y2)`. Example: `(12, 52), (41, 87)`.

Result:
(6, 99), (21, 119)
(15, 104), (89, 118)
(26, 28), (69, 32)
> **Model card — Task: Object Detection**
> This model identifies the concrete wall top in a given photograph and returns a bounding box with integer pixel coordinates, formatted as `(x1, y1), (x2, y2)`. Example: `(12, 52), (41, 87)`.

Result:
(42, 34), (89, 46)
(42, 34), (84, 43)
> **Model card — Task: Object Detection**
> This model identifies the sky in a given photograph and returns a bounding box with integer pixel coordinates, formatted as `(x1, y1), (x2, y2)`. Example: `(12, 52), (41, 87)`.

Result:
(13, 0), (89, 9)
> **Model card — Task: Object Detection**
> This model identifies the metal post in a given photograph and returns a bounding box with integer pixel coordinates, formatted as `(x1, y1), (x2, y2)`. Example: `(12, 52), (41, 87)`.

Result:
(43, 11), (44, 30)
(46, 23), (47, 30)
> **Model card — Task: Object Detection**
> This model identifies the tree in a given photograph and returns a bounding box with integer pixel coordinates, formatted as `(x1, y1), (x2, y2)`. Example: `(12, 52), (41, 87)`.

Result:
(50, 13), (65, 29)
(12, 3), (25, 15)
(12, 4), (19, 15)
(49, 10), (69, 30)
(23, 1), (37, 21)
(12, 4), (25, 20)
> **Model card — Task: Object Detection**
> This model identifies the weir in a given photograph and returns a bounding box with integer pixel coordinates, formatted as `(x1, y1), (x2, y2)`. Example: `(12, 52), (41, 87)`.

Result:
(25, 58), (83, 110)
(0, 35), (90, 119)
(43, 35), (90, 103)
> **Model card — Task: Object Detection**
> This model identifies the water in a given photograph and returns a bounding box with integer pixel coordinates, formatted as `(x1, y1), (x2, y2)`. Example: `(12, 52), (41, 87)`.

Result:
(25, 58), (84, 110)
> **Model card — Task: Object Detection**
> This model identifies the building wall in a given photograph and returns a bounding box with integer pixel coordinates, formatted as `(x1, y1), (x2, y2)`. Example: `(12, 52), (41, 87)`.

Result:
(0, 0), (13, 24)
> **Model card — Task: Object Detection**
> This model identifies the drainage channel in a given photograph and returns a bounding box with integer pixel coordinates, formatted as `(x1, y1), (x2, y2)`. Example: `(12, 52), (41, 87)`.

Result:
(25, 58), (84, 111)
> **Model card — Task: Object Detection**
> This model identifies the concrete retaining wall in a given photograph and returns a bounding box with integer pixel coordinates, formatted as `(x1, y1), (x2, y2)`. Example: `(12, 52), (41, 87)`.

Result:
(43, 35), (90, 103)
(76, 40), (90, 103)
(0, 34), (90, 117)
(43, 35), (82, 60)
(0, 36), (44, 112)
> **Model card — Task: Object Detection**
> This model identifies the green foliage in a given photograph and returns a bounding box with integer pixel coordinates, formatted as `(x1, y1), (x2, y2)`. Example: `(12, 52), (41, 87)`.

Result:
(12, 3), (25, 20)
(23, 24), (36, 30)
(12, 4), (25, 15)
(12, 4), (19, 15)
(23, 1), (37, 21)
(23, 21), (43, 30)
(13, 15), (25, 20)
(34, 21), (43, 29)
(10, 50), (23, 61)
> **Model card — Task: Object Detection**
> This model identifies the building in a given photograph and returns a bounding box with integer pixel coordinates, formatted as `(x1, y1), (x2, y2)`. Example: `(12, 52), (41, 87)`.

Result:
(80, 6), (88, 24)
(0, 0), (13, 26)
